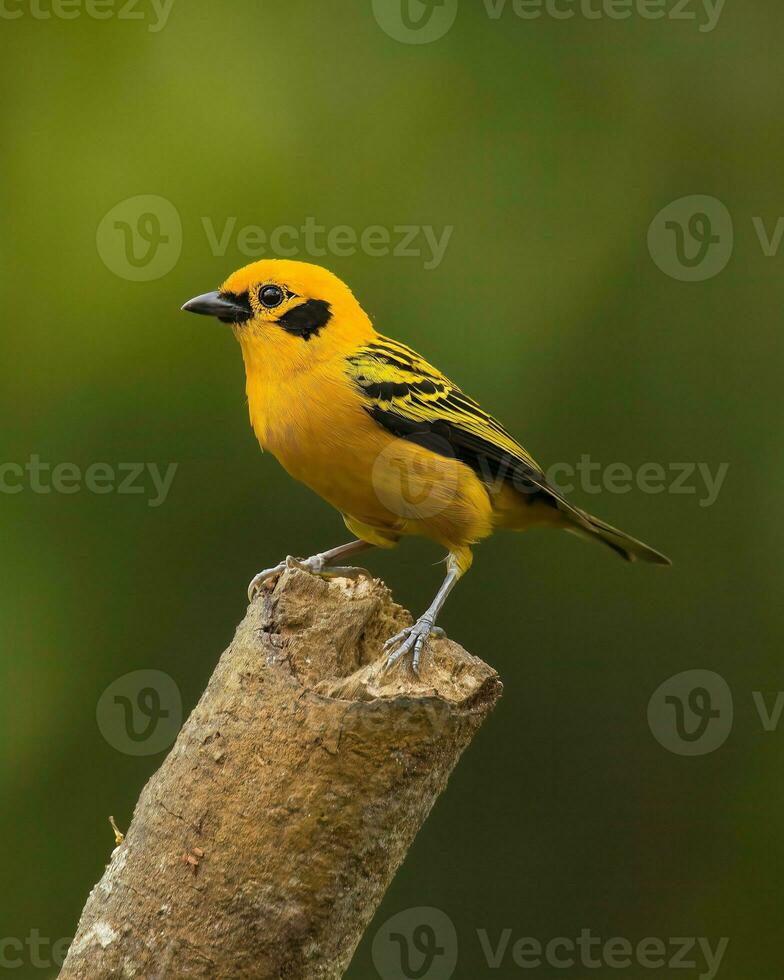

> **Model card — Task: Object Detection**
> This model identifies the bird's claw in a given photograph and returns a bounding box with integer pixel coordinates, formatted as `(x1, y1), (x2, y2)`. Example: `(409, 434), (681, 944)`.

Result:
(383, 618), (445, 674)
(285, 555), (324, 574)
(247, 561), (287, 601)
(248, 554), (373, 601)
(286, 555), (372, 581)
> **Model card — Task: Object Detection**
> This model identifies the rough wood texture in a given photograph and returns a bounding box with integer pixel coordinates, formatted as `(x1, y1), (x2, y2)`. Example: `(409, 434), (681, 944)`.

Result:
(59, 568), (502, 980)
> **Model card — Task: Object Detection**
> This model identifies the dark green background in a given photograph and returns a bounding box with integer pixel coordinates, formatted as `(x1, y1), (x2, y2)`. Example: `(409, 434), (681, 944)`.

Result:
(2, 0), (781, 977)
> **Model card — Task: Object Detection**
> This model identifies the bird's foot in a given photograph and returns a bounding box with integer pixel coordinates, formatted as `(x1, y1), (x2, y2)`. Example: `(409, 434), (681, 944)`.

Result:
(285, 555), (372, 581)
(383, 617), (446, 674)
(247, 561), (287, 600)
(248, 555), (372, 601)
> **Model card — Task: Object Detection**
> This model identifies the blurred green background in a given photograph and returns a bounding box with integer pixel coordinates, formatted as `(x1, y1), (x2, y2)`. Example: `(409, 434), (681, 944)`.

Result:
(1, 0), (782, 976)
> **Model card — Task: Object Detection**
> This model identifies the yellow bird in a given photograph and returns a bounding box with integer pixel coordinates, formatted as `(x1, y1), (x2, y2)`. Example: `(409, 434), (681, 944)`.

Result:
(183, 260), (669, 671)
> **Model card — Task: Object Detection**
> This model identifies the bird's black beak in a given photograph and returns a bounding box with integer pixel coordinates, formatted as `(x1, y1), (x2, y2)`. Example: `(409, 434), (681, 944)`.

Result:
(181, 290), (251, 324)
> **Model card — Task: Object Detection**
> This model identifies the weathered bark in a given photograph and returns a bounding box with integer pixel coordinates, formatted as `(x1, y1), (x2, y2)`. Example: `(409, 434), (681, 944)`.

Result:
(59, 568), (502, 979)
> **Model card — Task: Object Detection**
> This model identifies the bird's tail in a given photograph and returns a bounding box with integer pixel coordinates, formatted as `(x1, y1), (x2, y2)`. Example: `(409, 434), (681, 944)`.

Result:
(566, 510), (671, 565)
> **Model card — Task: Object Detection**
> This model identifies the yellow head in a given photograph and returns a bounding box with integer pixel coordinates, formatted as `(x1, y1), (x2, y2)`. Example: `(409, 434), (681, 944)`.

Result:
(181, 260), (376, 376)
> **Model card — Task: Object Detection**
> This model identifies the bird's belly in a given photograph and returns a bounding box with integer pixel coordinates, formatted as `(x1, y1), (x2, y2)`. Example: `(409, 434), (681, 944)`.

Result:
(257, 404), (494, 550)
(279, 437), (382, 519)
(255, 402), (385, 516)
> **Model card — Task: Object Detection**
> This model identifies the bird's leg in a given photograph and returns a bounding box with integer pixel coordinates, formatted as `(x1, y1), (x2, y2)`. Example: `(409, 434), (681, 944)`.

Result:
(248, 539), (374, 600)
(384, 552), (464, 674)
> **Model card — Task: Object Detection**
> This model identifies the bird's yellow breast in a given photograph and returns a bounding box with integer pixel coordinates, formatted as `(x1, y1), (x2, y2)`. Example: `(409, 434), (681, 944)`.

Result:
(245, 357), (376, 507)
(241, 347), (498, 555)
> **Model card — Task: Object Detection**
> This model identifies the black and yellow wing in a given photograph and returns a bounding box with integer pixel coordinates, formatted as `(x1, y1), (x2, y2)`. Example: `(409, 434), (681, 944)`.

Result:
(345, 336), (671, 565)
(346, 335), (557, 501)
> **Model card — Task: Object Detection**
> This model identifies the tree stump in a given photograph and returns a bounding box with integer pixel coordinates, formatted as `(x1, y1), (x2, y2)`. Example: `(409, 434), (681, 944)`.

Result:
(59, 568), (502, 979)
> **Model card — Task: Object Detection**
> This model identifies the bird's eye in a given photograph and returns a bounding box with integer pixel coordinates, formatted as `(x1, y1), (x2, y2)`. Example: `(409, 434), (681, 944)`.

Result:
(259, 285), (284, 309)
